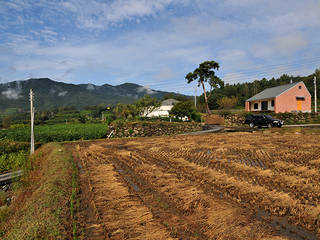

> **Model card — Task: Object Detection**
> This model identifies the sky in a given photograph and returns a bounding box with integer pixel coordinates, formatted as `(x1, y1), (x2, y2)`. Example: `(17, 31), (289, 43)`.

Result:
(0, 0), (320, 95)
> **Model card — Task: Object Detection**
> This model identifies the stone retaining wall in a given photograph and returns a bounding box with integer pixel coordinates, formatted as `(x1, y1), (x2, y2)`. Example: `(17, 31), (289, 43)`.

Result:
(223, 112), (320, 127)
(107, 121), (202, 138)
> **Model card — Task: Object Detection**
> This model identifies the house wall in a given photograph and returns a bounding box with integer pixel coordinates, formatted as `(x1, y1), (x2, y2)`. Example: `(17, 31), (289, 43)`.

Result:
(245, 101), (250, 112)
(248, 99), (275, 112)
(275, 83), (311, 113)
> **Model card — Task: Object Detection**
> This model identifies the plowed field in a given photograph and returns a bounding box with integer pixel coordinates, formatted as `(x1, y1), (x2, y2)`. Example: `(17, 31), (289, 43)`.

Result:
(72, 131), (320, 240)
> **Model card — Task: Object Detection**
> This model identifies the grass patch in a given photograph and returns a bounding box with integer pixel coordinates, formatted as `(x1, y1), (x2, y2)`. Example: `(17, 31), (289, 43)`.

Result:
(0, 143), (75, 240)
(70, 153), (79, 240)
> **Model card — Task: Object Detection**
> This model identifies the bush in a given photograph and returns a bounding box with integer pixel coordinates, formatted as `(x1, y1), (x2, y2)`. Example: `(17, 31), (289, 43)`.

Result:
(112, 119), (126, 128)
(191, 112), (201, 122)
(171, 101), (195, 118)
(0, 140), (30, 154)
(104, 113), (116, 125)
(9, 124), (28, 129)
(0, 151), (28, 173)
(217, 96), (238, 109)
(78, 114), (87, 123)
(217, 110), (232, 117)
(2, 117), (11, 129)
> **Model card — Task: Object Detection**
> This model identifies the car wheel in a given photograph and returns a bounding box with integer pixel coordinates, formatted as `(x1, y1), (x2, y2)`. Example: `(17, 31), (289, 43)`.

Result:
(249, 122), (254, 128)
(268, 123), (272, 128)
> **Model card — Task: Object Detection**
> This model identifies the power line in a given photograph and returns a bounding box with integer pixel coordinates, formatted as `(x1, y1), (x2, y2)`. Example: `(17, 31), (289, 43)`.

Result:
(147, 60), (320, 89)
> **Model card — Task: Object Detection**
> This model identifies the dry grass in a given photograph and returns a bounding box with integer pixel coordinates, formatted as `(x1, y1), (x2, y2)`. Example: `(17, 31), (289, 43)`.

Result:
(0, 143), (73, 240)
(75, 131), (320, 239)
(84, 146), (290, 240)
(78, 147), (173, 240)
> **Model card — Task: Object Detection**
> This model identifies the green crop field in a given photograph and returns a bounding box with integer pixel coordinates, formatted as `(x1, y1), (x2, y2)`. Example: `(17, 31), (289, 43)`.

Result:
(0, 123), (108, 143)
(0, 123), (108, 173)
(0, 140), (30, 173)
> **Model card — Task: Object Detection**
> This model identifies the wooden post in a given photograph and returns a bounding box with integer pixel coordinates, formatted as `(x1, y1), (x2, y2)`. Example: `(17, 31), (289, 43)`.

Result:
(29, 89), (35, 154)
(314, 76), (317, 113)
(194, 86), (197, 108)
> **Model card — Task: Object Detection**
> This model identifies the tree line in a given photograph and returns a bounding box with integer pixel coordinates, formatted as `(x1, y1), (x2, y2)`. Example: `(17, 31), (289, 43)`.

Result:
(195, 68), (320, 111)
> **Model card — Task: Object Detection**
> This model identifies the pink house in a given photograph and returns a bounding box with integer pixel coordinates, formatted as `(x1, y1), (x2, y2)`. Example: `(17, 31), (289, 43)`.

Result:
(245, 81), (311, 113)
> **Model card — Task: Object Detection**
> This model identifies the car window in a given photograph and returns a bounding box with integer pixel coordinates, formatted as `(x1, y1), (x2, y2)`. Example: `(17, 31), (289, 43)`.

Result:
(265, 115), (273, 120)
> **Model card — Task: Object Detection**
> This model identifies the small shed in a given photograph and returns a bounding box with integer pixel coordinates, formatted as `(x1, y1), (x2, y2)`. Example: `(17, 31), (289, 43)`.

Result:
(245, 81), (311, 113)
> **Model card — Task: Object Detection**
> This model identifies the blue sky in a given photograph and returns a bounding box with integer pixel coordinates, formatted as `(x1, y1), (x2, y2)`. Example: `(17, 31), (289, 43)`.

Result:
(1, 0), (320, 95)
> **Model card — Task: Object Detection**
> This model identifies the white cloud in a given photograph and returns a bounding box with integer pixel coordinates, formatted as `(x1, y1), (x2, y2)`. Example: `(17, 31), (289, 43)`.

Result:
(86, 84), (95, 90)
(251, 32), (308, 58)
(218, 49), (254, 71)
(0, 0), (319, 95)
(58, 91), (68, 96)
(137, 85), (155, 95)
(49, 88), (56, 94)
(60, 0), (187, 29)
(155, 67), (177, 81)
(1, 82), (22, 99)
(274, 33), (308, 56)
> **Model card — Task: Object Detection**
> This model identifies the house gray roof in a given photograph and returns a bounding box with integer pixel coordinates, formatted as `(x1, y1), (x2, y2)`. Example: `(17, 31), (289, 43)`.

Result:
(161, 98), (179, 106)
(247, 82), (301, 102)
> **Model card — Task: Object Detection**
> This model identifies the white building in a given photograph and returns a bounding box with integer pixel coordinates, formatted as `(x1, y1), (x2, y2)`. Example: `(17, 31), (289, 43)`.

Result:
(146, 99), (179, 117)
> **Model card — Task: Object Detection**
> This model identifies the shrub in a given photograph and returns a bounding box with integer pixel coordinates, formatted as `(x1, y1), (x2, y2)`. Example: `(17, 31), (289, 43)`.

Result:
(217, 110), (232, 117)
(0, 151), (28, 173)
(9, 124), (28, 129)
(104, 113), (116, 125)
(112, 119), (126, 128)
(191, 112), (201, 122)
(2, 117), (12, 129)
(171, 101), (195, 118)
(217, 96), (238, 109)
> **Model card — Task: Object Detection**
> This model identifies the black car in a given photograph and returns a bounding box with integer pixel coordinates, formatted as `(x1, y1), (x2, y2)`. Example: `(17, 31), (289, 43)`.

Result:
(244, 114), (284, 128)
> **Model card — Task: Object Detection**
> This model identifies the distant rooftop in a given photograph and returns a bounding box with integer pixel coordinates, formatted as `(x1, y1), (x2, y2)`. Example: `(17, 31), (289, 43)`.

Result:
(247, 82), (301, 101)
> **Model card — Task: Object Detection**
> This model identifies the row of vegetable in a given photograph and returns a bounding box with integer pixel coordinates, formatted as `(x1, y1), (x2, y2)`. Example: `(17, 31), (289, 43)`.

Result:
(0, 123), (108, 173)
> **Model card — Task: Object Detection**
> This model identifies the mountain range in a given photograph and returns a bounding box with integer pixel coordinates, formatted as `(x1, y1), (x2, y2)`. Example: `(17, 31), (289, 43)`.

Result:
(0, 78), (175, 111)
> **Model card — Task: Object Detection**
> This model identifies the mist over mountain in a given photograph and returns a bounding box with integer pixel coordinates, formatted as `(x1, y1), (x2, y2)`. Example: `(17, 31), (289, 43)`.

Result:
(0, 78), (174, 111)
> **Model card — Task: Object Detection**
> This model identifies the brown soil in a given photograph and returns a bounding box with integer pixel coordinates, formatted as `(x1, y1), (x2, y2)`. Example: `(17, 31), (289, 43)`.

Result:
(71, 131), (320, 240)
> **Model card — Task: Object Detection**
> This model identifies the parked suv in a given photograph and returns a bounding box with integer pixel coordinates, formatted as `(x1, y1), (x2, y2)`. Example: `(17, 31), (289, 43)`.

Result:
(245, 114), (284, 128)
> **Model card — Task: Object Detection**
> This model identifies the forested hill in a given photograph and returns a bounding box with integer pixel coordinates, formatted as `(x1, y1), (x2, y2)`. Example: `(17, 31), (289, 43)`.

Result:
(207, 73), (319, 109)
(0, 78), (172, 112)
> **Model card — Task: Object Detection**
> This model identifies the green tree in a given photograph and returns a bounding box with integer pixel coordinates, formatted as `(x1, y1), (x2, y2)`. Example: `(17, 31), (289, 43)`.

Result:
(171, 101), (195, 119)
(316, 68), (320, 81)
(186, 61), (224, 114)
(217, 96), (238, 109)
(134, 95), (161, 117)
(114, 104), (131, 119)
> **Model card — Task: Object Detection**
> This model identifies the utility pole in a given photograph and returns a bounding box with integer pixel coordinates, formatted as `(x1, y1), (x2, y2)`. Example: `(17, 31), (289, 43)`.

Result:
(314, 76), (317, 113)
(194, 86), (197, 108)
(29, 89), (35, 154)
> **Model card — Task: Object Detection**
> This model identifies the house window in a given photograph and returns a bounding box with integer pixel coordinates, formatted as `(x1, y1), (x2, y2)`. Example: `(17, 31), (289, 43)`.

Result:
(254, 103), (258, 109)
(271, 100), (274, 107)
(299, 86), (302, 89)
(261, 101), (268, 111)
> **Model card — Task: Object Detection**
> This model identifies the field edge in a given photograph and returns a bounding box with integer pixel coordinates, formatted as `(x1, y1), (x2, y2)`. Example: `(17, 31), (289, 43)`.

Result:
(0, 142), (74, 240)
